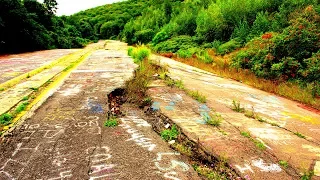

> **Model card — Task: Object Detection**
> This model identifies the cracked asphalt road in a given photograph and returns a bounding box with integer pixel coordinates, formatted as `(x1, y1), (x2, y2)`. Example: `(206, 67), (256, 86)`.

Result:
(0, 42), (199, 180)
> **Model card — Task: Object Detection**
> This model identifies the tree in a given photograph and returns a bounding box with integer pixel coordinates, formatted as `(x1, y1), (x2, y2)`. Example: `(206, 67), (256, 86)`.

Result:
(43, 0), (58, 15)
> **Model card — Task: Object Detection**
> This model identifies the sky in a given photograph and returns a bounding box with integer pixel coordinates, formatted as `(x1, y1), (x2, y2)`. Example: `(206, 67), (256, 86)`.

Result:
(38, 0), (123, 16)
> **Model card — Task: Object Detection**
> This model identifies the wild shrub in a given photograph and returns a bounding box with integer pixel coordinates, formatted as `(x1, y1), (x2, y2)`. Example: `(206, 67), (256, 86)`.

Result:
(216, 39), (242, 55)
(152, 35), (197, 53)
(134, 29), (155, 44)
(177, 49), (193, 58)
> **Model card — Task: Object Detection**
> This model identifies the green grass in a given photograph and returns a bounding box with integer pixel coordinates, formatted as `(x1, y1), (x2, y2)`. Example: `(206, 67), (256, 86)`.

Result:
(231, 100), (245, 113)
(104, 117), (119, 127)
(141, 97), (153, 106)
(129, 46), (151, 63)
(188, 90), (207, 103)
(160, 125), (179, 141)
(294, 132), (306, 139)
(205, 113), (223, 127)
(279, 160), (288, 168)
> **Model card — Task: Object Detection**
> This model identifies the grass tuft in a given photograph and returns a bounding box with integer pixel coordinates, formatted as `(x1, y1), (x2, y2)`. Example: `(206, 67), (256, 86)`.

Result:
(231, 100), (245, 112)
(205, 113), (223, 127)
(188, 90), (206, 103)
(279, 160), (288, 168)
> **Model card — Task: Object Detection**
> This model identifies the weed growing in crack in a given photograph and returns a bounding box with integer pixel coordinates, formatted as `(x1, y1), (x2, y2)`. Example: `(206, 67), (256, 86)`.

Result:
(205, 113), (222, 127)
(29, 87), (39, 91)
(172, 143), (192, 156)
(104, 116), (119, 127)
(244, 108), (255, 118)
(301, 171), (314, 180)
(141, 97), (153, 107)
(241, 131), (266, 150)
(240, 131), (250, 138)
(255, 141), (266, 150)
(188, 90), (206, 103)
(279, 160), (288, 168)
(294, 132), (306, 139)
(0, 113), (13, 125)
(231, 100), (245, 112)
(22, 96), (29, 101)
(161, 125), (179, 141)
(15, 102), (29, 114)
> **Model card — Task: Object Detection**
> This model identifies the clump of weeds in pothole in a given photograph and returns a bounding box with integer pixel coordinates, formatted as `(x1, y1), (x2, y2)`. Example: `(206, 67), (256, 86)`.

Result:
(231, 100), (245, 113)
(240, 131), (266, 150)
(161, 125), (179, 141)
(279, 160), (288, 168)
(204, 113), (223, 127)
(104, 116), (119, 127)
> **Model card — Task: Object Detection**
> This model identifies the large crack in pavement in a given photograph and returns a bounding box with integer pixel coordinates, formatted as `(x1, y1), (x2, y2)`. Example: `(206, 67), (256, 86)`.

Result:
(0, 42), (200, 180)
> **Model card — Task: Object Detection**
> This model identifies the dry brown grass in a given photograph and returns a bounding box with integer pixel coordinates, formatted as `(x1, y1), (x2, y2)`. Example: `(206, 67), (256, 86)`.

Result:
(160, 50), (320, 110)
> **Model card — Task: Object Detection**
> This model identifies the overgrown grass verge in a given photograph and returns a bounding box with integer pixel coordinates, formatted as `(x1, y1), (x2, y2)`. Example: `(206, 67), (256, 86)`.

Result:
(167, 52), (320, 110)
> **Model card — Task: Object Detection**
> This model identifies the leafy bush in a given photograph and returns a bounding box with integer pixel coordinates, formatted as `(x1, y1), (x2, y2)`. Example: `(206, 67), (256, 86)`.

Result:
(134, 29), (155, 44)
(177, 49), (192, 58)
(216, 39), (242, 55)
(251, 11), (271, 36)
(232, 5), (320, 81)
(153, 35), (198, 53)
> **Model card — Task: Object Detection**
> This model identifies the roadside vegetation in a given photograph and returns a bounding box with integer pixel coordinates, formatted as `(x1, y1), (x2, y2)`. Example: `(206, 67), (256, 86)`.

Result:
(3, 0), (319, 109)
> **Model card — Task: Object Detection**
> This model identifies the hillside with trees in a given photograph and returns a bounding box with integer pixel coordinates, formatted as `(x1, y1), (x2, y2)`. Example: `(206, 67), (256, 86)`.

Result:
(1, 0), (319, 108)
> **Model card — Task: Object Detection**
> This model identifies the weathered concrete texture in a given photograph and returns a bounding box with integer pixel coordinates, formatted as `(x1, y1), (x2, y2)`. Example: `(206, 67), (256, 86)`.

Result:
(0, 49), (78, 84)
(0, 42), (199, 180)
(0, 48), (94, 116)
(150, 55), (320, 179)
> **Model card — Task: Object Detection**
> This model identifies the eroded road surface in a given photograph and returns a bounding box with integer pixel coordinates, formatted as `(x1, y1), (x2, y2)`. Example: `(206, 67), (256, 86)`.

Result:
(151, 54), (320, 179)
(0, 42), (199, 180)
